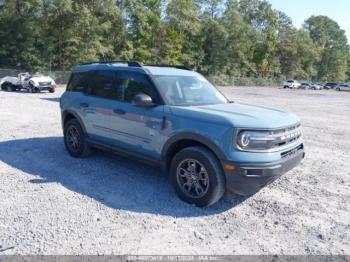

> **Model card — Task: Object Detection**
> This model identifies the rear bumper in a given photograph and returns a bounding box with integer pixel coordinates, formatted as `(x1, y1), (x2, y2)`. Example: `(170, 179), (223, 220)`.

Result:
(222, 144), (305, 195)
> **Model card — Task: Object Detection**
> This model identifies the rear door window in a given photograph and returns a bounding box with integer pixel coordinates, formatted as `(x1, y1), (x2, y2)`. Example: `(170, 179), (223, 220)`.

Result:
(67, 72), (94, 92)
(87, 70), (119, 100)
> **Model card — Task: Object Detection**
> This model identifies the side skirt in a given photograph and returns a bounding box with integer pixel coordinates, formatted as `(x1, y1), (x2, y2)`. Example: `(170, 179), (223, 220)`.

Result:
(85, 138), (165, 171)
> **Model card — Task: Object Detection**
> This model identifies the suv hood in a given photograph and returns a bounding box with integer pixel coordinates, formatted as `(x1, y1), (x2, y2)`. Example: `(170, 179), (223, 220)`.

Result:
(172, 102), (300, 129)
(31, 76), (54, 82)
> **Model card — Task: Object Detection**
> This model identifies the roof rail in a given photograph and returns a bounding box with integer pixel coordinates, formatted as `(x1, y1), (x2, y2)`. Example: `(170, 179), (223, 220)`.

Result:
(78, 61), (192, 71)
(145, 64), (192, 71)
(80, 60), (142, 67)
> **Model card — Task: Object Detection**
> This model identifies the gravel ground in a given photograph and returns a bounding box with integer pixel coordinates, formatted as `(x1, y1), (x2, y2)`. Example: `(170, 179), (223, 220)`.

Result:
(0, 86), (349, 255)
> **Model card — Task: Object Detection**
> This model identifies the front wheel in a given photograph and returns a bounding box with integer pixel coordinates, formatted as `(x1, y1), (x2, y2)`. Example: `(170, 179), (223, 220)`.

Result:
(170, 146), (225, 207)
(29, 82), (41, 93)
(49, 87), (55, 93)
(64, 119), (92, 158)
(336, 87), (340, 91)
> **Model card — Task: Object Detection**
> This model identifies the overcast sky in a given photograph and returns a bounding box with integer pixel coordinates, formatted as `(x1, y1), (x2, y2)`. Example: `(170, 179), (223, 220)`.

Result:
(269, 0), (350, 41)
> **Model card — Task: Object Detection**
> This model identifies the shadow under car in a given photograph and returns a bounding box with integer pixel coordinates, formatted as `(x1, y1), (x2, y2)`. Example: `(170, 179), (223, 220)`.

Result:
(0, 137), (248, 217)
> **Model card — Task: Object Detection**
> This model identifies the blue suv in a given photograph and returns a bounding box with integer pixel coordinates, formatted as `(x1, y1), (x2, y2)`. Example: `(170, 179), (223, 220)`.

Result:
(60, 61), (305, 207)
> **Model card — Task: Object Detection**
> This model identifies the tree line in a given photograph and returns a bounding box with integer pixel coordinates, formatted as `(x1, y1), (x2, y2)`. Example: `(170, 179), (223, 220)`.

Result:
(0, 0), (349, 82)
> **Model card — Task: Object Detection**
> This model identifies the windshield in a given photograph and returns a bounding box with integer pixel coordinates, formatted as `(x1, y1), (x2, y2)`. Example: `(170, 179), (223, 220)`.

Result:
(153, 75), (228, 106)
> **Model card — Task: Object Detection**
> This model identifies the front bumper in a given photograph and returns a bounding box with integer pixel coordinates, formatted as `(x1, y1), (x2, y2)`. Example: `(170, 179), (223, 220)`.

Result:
(37, 85), (54, 90)
(222, 144), (305, 195)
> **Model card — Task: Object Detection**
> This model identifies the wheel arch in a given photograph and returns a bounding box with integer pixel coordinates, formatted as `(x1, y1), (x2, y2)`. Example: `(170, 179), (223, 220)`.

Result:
(162, 133), (227, 170)
(1, 81), (12, 87)
(62, 110), (87, 134)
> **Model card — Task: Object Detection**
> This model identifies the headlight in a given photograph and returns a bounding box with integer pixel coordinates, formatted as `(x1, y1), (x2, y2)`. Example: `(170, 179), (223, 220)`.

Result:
(235, 126), (302, 151)
(237, 130), (274, 150)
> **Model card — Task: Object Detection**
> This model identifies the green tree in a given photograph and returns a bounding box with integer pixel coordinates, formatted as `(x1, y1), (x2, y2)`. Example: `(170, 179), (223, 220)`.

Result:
(0, 0), (45, 69)
(165, 0), (203, 67)
(278, 27), (319, 80)
(0, 0), (350, 82)
(238, 0), (279, 77)
(304, 15), (350, 81)
(295, 29), (319, 80)
(42, 0), (125, 69)
(125, 0), (164, 63)
(219, 0), (256, 77)
(200, 14), (227, 75)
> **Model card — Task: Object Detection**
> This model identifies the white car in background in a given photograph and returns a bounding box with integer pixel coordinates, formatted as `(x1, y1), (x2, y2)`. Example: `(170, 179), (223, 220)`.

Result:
(283, 80), (301, 89)
(0, 72), (56, 93)
(335, 83), (350, 91)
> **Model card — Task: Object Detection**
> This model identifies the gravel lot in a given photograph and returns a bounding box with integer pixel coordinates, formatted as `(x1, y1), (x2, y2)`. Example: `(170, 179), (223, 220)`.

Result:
(0, 86), (349, 255)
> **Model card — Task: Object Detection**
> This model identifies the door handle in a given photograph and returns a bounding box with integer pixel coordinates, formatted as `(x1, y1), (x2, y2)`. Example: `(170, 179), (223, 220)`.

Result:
(113, 108), (126, 115)
(80, 103), (89, 108)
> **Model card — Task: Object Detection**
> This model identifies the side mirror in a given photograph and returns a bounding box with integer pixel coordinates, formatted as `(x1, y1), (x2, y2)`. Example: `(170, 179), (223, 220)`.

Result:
(132, 94), (155, 107)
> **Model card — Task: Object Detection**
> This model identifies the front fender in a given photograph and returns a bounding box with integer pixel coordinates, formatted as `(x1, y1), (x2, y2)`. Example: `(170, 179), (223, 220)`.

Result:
(161, 132), (227, 162)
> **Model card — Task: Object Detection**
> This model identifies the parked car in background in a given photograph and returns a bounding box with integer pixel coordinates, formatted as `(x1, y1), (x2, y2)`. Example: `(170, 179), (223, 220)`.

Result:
(323, 82), (337, 89)
(299, 82), (311, 89)
(0, 72), (56, 93)
(335, 83), (350, 91)
(311, 83), (323, 90)
(60, 61), (305, 207)
(283, 80), (300, 89)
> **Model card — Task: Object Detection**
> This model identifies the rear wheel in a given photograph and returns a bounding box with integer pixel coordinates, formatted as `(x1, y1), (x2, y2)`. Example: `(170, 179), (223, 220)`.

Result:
(64, 118), (92, 157)
(336, 87), (340, 91)
(2, 82), (14, 92)
(170, 146), (225, 207)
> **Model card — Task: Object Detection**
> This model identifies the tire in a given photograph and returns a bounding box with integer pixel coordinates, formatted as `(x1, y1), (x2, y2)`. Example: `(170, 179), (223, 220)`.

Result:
(170, 146), (225, 207)
(49, 87), (55, 93)
(64, 118), (92, 158)
(336, 88), (340, 91)
(3, 83), (14, 92)
(29, 82), (39, 93)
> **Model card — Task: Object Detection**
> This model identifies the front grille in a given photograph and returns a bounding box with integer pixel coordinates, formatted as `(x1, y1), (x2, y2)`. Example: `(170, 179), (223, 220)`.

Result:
(39, 82), (51, 86)
(269, 123), (302, 149)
